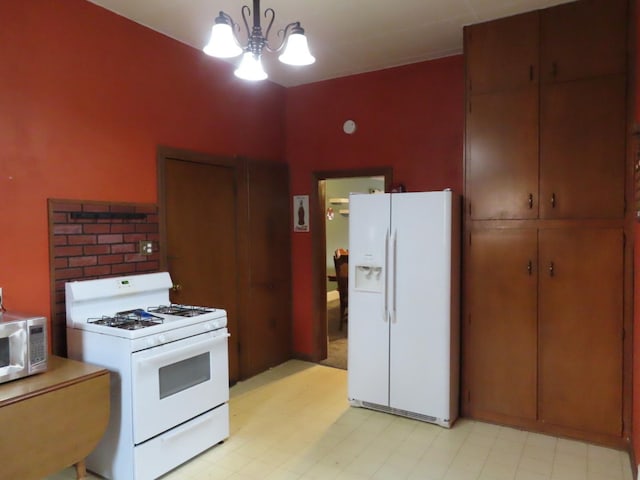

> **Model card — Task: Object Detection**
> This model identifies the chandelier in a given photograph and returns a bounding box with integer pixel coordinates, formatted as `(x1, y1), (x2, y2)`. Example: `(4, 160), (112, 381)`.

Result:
(203, 0), (315, 81)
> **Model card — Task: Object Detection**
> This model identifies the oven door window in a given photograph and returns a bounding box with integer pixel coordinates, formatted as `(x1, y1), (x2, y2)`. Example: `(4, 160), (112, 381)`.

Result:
(0, 337), (9, 368)
(131, 329), (229, 444)
(159, 352), (210, 399)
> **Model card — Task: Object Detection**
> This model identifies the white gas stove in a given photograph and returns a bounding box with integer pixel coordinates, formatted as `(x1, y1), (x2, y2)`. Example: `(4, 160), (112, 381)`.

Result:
(66, 272), (229, 480)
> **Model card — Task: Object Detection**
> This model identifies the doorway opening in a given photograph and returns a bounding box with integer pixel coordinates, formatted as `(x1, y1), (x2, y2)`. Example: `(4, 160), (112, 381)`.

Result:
(311, 168), (392, 367)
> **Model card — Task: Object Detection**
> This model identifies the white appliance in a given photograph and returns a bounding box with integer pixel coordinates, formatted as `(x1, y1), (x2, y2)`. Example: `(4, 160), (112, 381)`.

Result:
(65, 272), (229, 480)
(347, 190), (460, 427)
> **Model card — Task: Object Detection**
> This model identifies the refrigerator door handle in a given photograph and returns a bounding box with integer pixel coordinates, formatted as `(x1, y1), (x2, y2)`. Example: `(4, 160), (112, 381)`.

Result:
(392, 229), (398, 323)
(384, 228), (390, 322)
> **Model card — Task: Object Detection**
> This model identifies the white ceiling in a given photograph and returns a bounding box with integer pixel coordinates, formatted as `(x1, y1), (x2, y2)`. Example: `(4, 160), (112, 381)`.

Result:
(87, 0), (574, 87)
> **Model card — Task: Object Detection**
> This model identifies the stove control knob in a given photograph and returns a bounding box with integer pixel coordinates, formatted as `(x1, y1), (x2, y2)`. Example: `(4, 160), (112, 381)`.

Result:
(159, 335), (167, 344)
(146, 338), (156, 347)
(204, 323), (212, 331)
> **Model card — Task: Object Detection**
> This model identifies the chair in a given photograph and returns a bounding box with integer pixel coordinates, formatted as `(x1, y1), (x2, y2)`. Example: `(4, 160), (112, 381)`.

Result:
(333, 249), (349, 330)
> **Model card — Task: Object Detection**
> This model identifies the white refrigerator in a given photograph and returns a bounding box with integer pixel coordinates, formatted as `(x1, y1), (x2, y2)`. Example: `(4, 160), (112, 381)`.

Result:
(347, 190), (460, 427)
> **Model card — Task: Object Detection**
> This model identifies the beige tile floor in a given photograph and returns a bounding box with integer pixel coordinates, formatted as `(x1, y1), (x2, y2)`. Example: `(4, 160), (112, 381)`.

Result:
(48, 360), (634, 480)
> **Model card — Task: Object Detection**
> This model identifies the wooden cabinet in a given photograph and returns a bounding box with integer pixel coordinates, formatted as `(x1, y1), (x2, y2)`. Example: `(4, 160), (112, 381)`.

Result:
(465, 0), (627, 221)
(465, 229), (538, 421)
(540, 0), (627, 83)
(463, 0), (628, 447)
(540, 75), (626, 219)
(539, 228), (624, 437)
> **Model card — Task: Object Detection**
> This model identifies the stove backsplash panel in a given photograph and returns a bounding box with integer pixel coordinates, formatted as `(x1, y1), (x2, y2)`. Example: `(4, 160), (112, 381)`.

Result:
(48, 199), (160, 355)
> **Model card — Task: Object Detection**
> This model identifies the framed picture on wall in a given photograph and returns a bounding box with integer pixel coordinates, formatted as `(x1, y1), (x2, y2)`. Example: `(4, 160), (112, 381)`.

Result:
(293, 195), (309, 232)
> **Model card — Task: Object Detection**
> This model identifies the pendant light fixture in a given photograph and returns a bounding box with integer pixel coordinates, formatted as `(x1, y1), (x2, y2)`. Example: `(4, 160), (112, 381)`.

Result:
(203, 0), (315, 81)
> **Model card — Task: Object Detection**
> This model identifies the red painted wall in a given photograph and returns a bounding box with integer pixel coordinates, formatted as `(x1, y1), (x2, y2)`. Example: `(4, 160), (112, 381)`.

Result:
(286, 57), (464, 355)
(0, 1), (285, 321)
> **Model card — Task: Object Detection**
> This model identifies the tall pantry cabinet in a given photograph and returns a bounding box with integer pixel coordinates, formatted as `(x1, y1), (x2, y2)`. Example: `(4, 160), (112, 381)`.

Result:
(462, 0), (630, 447)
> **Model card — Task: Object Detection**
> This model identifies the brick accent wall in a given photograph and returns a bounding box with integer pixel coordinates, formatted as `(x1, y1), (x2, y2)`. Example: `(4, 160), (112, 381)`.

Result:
(49, 199), (160, 355)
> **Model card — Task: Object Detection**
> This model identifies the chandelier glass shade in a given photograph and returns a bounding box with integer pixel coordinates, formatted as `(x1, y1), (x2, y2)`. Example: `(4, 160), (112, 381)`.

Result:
(203, 0), (315, 81)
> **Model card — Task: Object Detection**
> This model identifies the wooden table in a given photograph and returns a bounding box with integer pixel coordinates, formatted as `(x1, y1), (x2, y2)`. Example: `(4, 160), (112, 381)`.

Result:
(0, 355), (110, 480)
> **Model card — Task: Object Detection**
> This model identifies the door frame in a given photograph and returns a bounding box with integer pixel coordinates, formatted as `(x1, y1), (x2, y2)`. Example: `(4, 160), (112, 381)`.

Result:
(311, 167), (393, 361)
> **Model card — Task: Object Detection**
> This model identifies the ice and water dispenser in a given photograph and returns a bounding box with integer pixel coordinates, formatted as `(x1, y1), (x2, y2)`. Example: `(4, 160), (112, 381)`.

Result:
(354, 254), (383, 292)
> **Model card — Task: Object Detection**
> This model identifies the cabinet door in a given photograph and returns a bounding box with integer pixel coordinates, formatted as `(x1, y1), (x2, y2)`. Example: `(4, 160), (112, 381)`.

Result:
(539, 228), (623, 437)
(540, 75), (626, 219)
(464, 229), (538, 420)
(540, 0), (627, 83)
(465, 11), (538, 94)
(467, 87), (539, 219)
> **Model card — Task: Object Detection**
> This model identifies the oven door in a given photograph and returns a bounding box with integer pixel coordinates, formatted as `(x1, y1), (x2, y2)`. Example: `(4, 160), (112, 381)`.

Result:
(131, 328), (229, 444)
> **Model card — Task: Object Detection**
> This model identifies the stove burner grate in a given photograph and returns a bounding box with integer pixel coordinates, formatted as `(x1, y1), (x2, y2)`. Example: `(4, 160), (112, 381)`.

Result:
(88, 309), (163, 330)
(148, 304), (215, 317)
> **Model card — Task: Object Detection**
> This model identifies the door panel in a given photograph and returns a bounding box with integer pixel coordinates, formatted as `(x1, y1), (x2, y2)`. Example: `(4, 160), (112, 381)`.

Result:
(164, 159), (240, 383)
(540, 76), (626, 219)
(348, 193), (390, 406)
(467, 87), (539, 220)
(538, 228), (623, 436)
(244, 161), (291, 377)
(465, 228), (538, 420)
(465, 11), (539, 94)
(540, 0), (627, 83)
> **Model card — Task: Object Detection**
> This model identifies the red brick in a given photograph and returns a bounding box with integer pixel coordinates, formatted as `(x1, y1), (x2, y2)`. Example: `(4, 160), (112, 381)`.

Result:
(55, 291), (66, 303)
(69, 256), (98, 267)
(145, 214), (159, 223)
(54, 246), (83, 257)
(111, 205), (136, 213)
(84, 245), (111, 255)
(53, 224), (83, 235)
(136, 261), (159, 272)
(83, 224), (111, 234)
(135, 204), (158, 214)
(124, 253), (146, 263)
(99, 254), (124, 265)
(51, 201), (82, 212)
(83, 204), (110, 212)
(98, 234), (124, 244)
(111, 243), (136, 254)
(124, 233), (147, 242)
(54, 257), (69, 269)
(84, 266), (112, 277)
(112, 263), (137, 274)
(111, 224), (136, 234)
(56, 268), (84, 280)
(68, 235), (97, 245)
(136, 223), (159, 233)
(51, 212), (68, 223)
(53, 235), (68, 246)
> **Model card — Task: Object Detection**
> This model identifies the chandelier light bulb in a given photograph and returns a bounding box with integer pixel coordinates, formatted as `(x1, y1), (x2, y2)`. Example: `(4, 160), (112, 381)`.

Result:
(203, 18), (242, 58)
(279, 31), (315, 66)
(234, 52), (268, 81)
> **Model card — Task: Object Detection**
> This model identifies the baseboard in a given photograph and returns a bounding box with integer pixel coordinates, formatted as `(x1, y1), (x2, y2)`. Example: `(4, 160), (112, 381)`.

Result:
(327, 290), (339, 302)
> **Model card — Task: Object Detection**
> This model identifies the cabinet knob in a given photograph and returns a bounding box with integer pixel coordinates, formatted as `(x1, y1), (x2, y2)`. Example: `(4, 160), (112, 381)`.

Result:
(528, 194), (533, 209)
(527, 261), (533, 276)
(551, 193), (556, 208)
(548, 262), (555, 277)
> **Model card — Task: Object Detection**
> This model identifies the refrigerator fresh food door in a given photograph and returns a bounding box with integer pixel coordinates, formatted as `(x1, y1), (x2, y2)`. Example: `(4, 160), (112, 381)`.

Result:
(389, 191), (453, 420)
(348, 192), (391, 406)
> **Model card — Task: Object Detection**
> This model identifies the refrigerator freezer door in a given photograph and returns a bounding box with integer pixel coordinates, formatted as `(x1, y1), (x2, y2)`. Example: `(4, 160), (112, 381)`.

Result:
(348, 193), (390, 406)
(389, 192), (453, 421)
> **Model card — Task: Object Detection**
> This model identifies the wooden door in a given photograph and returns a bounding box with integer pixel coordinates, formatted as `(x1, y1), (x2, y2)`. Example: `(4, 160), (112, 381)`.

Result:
(464, 11), (539, 94)
(243, 161), (292, 377)
(464, 228), (538, 421)
(467, 87), (539, 220)
(538, 228), (623, 436)
(163, 158), (240, 383)
(540, 0), (627, 83)
(540, 75), (626, 219)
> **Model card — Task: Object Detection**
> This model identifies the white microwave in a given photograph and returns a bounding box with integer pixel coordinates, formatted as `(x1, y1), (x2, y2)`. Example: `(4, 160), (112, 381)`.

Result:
(0, 312), (47, 385)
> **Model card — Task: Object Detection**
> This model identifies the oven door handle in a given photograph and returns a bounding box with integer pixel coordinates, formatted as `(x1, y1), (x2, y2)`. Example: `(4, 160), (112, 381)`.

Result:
(136, 332), (229, 367)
